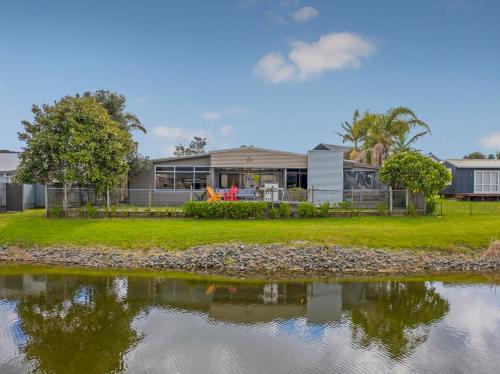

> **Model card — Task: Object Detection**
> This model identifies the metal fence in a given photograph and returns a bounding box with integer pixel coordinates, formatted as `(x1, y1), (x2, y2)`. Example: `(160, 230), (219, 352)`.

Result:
(0, 183), (5, 210)
(46, 187), (423, 212)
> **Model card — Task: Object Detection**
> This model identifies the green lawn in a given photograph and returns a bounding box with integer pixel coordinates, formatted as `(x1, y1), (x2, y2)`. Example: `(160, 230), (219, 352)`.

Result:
(0, 199), (499, 251)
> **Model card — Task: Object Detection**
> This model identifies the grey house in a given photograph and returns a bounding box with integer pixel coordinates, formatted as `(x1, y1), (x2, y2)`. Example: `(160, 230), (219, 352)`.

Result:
(442, 159), (500, 198)
(129, 144), (380, 204)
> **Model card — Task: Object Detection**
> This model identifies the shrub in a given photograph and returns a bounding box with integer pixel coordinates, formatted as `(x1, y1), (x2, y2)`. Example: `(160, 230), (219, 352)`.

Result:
(425, 198), (437, 215)
(317, 202), (330, 217)
(407, 203), (417, 216)
(332, 201), (352, 210)
(84, 202), (97, 218)
(277, 203), (292, 218)
(376, 202), (389, 214)
(49, 207), (62, 218)
(268, 207), (279, 219)
(297, 202), (316, 218)
(183, 201), (267, 219)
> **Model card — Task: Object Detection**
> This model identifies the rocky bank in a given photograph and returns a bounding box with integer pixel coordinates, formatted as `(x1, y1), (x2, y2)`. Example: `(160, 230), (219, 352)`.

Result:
(1, 244), (499, 278)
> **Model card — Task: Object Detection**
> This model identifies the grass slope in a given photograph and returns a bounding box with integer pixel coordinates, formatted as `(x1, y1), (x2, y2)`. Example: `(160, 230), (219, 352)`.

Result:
(0, 199), (499, 251)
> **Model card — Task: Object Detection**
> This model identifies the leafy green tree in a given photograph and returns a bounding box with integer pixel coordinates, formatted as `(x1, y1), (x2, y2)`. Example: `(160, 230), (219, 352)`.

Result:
(84, 90), (147, 133)
(16, 96), (134, 192)
(343, 281), (449, 359)
(174, 136), (207, 156)
(83, 90), (151, 178)
(16, 275), (141, 374)
(463, 151), (487, 159)
(379, 152), (451, 197)
(496, 152), (500, 160)
(127, 147), (152, 177)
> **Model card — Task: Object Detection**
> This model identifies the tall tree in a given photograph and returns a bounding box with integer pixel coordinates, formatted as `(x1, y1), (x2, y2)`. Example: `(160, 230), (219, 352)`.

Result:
(16, 96), (134, 192)
(496, 152), (500, 160)
(174, 136), (207, 156)
(84, 90), (147, 133)
(338, 107), (430, 166)
(83, 90), (151, 177)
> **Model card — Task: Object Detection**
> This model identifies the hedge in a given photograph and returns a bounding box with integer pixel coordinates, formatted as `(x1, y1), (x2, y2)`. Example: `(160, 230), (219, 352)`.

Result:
(182, 201), (268, 219)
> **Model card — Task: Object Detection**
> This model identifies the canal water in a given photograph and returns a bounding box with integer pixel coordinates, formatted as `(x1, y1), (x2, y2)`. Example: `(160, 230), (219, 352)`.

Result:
(0, 269), (499, 374)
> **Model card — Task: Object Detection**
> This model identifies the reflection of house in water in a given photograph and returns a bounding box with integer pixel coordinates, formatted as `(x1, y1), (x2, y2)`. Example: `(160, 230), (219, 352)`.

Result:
(126, 278), (343, 325)
(306, 283), (342, 324)
(0, 275), (57, 298)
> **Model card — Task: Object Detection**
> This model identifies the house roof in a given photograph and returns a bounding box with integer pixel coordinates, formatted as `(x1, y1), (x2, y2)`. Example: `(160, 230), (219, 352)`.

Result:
(0, 152), (20, 172)
(152, 146), (306, 163)
(446, 159), (500, 169)
(343, 160), (380, 170)
(426, 152), (441, 162)
(312, 143), (352, 152)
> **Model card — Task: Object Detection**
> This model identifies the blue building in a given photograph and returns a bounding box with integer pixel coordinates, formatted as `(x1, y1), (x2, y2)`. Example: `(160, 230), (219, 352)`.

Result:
(442, 159), (500, 199)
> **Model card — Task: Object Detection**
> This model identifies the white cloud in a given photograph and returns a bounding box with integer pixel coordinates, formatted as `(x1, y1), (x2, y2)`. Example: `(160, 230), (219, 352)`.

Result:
(478, 132), (500, 149)
(293, 6), (319, 22)
(254, 32), (377, 84)
(154, 124), (234, 156)
(220, 124), (233, 136)
(152, 126), (186, 141)
(201, 106), (248, 121)
(201, 112), (221, 121)
(254, 52), (297, 84)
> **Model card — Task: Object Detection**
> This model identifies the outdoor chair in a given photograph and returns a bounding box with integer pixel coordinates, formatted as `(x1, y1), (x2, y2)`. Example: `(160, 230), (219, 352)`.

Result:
(207, 186), (222, 203)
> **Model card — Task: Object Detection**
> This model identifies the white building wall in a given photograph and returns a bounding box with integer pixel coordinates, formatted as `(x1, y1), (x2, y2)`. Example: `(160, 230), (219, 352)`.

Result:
(307, 150), (344, 203)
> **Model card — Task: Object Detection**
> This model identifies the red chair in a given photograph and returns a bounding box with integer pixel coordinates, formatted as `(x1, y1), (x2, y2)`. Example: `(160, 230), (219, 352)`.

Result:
(230, 186), (239, 201)
(223, 186), (239, 201)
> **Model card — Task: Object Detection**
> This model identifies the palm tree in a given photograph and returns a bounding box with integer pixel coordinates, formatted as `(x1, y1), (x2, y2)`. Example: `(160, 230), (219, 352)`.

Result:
(391, 131), (429, 153)
(122, 112), (147, 134)
(84, 90), (147, 134)
(364, 106), (430, 166)
(336, 110), (362, 149)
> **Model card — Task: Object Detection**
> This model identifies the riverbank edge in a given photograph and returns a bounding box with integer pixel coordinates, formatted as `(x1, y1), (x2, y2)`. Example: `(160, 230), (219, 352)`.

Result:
(1, 243), (499, 280)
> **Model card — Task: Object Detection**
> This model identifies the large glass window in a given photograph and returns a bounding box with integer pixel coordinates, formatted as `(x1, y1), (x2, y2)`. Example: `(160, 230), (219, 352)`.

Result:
(156, 172), (174, 189)
(155, 166), (209, 190)
(175, 172), (194, 189)
(475, 171), (500, 193)
(286, 169), (307, 189)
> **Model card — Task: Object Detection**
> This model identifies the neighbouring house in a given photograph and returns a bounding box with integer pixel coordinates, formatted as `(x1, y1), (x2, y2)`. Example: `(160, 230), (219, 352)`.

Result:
(0, 150), (45, 211)
(441, 159), (500, 199)
(129, 144), (381, 204)
(0, 150), (20, 183)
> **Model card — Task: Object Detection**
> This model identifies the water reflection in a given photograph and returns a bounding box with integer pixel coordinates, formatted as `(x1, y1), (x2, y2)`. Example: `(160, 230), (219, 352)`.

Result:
(0, 273), (498, 374)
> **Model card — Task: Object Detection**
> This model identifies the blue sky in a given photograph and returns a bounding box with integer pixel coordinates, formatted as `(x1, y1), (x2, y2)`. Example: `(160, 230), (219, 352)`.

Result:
(1, 0), (500, 159)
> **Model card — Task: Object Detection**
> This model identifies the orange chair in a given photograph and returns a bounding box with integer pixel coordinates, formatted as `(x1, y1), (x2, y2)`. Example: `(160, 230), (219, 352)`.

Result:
(207, 186), (222, 203)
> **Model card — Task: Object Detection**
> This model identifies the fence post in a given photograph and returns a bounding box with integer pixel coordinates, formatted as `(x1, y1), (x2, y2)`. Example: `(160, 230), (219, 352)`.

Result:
(63, 183), (68, 217)
(148, 186), (152, 209)
(311, 186), (315, 204)
(405, 189), (409, 212)
(351, 188), (354, 206)
(106, 187), (111, 212)
(44, 184), (48, 217)
(190, 185), (193, 201)
(389, 187), (393, 214)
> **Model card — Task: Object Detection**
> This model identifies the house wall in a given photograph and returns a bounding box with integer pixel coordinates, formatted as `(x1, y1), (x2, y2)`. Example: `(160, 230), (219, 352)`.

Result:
(210, 149), (307, 169)
(441, 162), (500, 195)
(307, 150), (344, 203)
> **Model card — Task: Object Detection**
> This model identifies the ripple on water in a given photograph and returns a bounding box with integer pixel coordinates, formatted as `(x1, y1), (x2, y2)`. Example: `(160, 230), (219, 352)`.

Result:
(0, 273), (499, 374)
